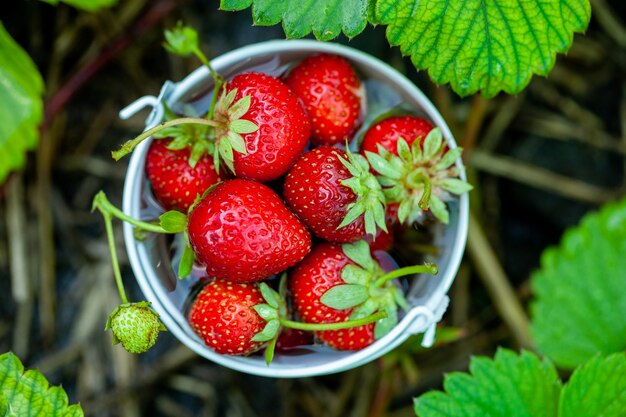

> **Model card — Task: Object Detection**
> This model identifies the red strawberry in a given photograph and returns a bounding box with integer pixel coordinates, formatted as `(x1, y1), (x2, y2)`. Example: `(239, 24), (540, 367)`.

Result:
(187, 179), (311, 283)
(283, 146), (387, 243)
(214, 72), (310, 181)
(285, 54), (363, 146)
(145, 139), (226, 212)
(187, 280), (266, 355)
(289, 242), (376, 350)
(362, 118), (472, 225)
(360, 115), (433, 156)
(289, 241), (436, 351)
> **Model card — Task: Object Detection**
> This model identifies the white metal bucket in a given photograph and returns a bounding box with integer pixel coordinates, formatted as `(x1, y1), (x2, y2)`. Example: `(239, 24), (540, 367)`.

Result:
(120, 40), (469, 378)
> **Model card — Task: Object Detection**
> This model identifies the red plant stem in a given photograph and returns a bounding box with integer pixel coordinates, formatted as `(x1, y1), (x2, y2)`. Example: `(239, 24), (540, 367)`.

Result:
(42, 0), (182, 130)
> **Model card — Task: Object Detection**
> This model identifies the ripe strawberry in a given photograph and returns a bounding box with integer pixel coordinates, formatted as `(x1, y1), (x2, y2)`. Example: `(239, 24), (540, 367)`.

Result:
(145, 138), (226, 212)
(283, 146), (387, 243)
(363, 118), (472, 224)
(187, 179), (311, 283)
(214, 72), (311, 181)
(285, 54), (363, 146)
(289, 241), (436, 351)
(187, 280), (266, 355)
(275, 328), (314, 351)
(360, 115), (433, 156)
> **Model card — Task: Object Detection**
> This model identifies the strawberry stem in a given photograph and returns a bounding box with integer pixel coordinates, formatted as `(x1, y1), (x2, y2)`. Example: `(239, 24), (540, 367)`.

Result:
(372, 263), (438, 288)
(92, 191), (172, 234)
(192, 47), (225, 121)
(93, 198), (128, 304)
(112, 117), (219, 160)
(280, 310), (387, 332)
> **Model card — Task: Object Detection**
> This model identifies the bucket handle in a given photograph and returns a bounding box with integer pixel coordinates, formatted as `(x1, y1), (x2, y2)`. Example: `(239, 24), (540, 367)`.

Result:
(118, 81), (176, 129)
(403, 295), (450, 348)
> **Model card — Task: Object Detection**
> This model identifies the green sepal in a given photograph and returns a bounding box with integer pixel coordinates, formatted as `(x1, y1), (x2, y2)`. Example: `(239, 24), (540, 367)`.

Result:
(422, 128), (443, 160)
(230, 119), (258, 134)
(251, 319), (280, 342)
(349, 299), (379, 320)
(320, 284), (369, 310)
(341, 264), (371, 285)
(228, 94), (252, 119)
(342, 240), (374, 271)
(435, 146), (463, 170)
(374, 305), (398, 339)
(264, 335), (278, 366)
(396, 137), (412, 162)
(440, 178), (474, 195)
(429, 194), (449, 224)
(163, 22), (199, 57)
(393, 286), (409, 310)
(177, 241), (195, 279)
(253, 303), (279, 321)
(365, 151), (402, 179)
(159, 210), (188, 233)
(259, 282), (281, 309)
(226, 130), (247, 155)
(188, 141), (207, 168)
(218, 139), (235, 173)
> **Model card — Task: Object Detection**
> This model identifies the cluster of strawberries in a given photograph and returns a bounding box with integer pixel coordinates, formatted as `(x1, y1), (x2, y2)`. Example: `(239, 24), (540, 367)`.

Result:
(98, 27), (470, 360)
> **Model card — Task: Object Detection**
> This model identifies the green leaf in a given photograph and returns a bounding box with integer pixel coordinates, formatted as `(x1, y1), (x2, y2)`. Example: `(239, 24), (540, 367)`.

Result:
(220, 0), (371, 41)
(159, 211), (188, 233)
(559, 353), (626, 417)
(531, 198), (626, 369)
(376, 0), (591, 98)
(0, 22), (44, 185)
(0, 352), (84, 416)
(40, 0), (117, 12)
(320, 284), (369, 310)
(414, 349), (561, 417)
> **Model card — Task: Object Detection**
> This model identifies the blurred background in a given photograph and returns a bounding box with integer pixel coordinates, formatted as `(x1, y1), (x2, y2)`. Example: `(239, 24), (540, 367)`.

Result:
(0, 1), (624, 416)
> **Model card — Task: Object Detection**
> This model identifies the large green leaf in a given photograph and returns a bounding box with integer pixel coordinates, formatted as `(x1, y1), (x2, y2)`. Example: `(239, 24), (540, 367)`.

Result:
(220, 0), (591, 97)
(376, 0), (591, 98)
(220, 0), (370, 41)
(530, 198), (626, 369)
(0, 352), (83, 416)
(414, 350), (626, 417)
(559, 353), (626, 417)
(0, 22), (44, 185)
(40, 0), (118, 12)
(414, 349), (561, 417)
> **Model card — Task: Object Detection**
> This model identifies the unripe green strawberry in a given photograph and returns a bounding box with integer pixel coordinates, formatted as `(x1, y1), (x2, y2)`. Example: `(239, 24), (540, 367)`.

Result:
(105, 302), (167, 354)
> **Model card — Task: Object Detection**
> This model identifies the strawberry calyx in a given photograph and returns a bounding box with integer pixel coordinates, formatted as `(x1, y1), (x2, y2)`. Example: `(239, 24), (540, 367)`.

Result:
(337, 146), (388, 237)
(211, 88), (259, 174)
(250, 273), (387, 364)
(365, 127), (472, 225)
(320, 240), (438, 339)
(113, 23), (259, 175)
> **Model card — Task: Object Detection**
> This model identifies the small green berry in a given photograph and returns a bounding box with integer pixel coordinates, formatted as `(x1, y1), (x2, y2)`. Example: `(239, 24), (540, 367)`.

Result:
(105, 302), (167, 354)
